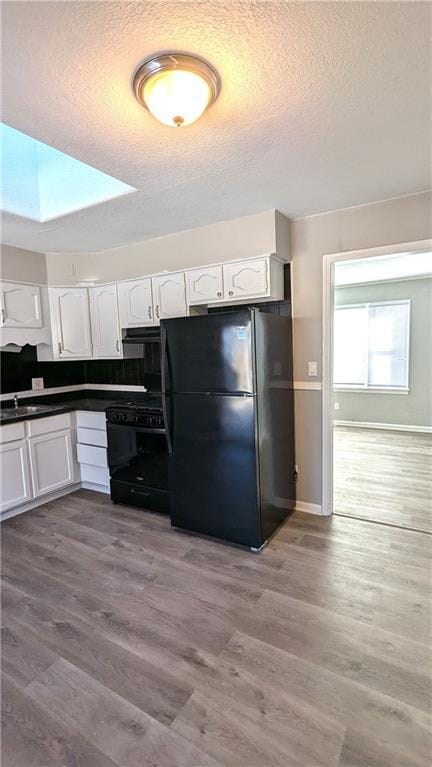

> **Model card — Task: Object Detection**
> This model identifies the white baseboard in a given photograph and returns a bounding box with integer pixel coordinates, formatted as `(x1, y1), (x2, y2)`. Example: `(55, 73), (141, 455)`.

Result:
(273, 495), (323, 516)
(84, 384), (147, 393)
(295, 500), (323, 515)
(0, 480), (112, 522)
(0, 482), (81, 522)
(81, 481), (110, 494)
(334, 419), (432, 434)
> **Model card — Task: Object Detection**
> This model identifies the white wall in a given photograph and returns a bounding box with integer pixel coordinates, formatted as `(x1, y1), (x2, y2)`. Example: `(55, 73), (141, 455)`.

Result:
(3, 192), (431, 509)
(0, 244), (47, 284)
(290, 190), (432, 506)
(45, 209), (289, 284)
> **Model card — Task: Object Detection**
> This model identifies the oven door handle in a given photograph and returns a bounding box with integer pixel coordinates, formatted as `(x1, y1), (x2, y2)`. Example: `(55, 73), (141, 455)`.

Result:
(161, 324), (173, 455)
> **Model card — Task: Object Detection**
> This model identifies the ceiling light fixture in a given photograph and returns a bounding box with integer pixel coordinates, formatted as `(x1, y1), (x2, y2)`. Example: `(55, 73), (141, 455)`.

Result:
(133, 52), (220, 128)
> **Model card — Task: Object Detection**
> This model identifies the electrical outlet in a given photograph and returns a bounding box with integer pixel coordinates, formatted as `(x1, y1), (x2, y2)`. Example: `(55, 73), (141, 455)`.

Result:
(334, 402), (340, 410)
(32, 377), (44, 391)
(308, 361), (318, 377)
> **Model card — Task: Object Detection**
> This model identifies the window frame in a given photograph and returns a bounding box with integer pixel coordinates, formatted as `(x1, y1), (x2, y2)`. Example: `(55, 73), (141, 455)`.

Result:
(333, 298), (411, 393)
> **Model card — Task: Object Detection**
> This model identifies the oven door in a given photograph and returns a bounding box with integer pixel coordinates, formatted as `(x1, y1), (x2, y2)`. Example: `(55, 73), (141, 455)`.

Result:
(107, 423), (169, 512)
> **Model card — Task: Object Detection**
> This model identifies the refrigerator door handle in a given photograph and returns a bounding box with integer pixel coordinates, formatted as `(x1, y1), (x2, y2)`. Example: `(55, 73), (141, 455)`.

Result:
(161, 325), (173, 454)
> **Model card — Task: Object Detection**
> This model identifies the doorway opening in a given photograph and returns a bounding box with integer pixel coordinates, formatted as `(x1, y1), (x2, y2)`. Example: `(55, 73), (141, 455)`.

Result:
(322, 241), (432, 533)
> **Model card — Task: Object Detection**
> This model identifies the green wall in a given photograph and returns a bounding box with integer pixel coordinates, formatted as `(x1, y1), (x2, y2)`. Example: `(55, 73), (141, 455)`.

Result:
(334, 277), (432, 427)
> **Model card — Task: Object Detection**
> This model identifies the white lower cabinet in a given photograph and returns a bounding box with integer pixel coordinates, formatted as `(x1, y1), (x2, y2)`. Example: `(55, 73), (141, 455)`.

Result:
(0, 440), (33, 512)
(0, 412), (78, 516)
(29, 429), (75, 498)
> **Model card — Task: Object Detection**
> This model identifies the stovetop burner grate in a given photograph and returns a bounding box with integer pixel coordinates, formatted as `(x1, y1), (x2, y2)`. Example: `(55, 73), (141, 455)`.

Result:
(108, 394), (163, 415)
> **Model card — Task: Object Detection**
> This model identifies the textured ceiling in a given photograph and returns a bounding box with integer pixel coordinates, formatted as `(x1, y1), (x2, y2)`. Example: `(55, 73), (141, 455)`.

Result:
(1, 1), (431, 254)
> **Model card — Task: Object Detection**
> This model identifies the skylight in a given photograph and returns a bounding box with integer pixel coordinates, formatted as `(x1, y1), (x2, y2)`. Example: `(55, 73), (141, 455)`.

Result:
(0, 123), (136, 222)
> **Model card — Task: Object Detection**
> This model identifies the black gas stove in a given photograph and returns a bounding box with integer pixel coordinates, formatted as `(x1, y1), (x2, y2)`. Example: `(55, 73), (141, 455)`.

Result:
(106, 394), (169, 514)
(106, 395), (164, 431)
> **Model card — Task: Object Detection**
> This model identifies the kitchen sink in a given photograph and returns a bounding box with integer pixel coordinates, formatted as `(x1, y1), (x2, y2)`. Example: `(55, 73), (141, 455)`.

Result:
(0, 404), (65, 419)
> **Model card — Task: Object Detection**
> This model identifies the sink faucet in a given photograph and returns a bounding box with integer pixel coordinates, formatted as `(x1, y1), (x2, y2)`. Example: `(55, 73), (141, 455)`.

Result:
(13, 394), (19, 409)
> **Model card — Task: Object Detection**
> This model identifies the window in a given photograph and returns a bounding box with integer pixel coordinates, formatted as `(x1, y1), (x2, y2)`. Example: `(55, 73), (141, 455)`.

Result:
(334, 300), (410, 390)
(0, 123), (135, 222)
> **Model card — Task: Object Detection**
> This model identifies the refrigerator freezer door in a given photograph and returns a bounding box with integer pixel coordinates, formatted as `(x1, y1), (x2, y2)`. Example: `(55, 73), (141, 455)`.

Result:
(162, 311), (255, 395)
(169, 393), (260, 547)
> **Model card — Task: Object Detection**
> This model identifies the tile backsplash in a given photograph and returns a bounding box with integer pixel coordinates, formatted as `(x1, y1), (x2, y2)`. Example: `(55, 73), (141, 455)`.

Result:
(0, 343), (161, 394)
(1, 345), (85, 394)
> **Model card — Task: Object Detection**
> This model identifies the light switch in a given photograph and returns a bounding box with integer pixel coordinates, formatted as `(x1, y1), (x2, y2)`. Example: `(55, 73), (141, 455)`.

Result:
(334, 402), (340, 410)
(308, 361), (318, 377)
(32, 377), (44, 391)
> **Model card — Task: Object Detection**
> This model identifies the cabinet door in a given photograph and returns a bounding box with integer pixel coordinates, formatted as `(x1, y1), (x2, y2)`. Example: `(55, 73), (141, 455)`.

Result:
(186, 266), (224, 305)
(152, 273), (187, 322)
(29, 429), (75, 498)
(50, 287), (92, 358)
(223, 258), (269, 300)
(117, 279), (155, 328)
(0, 440), (33, 512)
(89, 285), (121, 358)
(0, 282), (43, 328)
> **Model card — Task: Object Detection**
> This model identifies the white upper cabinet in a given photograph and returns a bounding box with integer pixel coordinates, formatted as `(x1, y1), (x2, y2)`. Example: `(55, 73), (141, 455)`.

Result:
(223, 258), (270, 300)
(152, 272), (187, 322)
(89, 284), (121, 358)
(118, 278), (155, 328)
(186, 266), (224, 305)
(49, 287), (93, 358)
(0, 282), (42, 328)
(31, 255), (285, 361)
(184, 256), (284, 306)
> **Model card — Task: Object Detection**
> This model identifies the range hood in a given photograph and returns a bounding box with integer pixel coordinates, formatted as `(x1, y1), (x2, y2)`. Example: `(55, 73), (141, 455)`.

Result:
(121, 326), (160, 359)
(122, 327), (160, 344)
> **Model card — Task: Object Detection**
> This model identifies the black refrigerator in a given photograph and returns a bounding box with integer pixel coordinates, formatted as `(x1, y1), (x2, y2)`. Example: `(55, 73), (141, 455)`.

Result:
(161, 309), (295, 549)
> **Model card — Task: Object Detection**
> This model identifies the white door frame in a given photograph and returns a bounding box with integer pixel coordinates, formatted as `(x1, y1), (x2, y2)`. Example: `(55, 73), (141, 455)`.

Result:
(321, 238), (432, 516)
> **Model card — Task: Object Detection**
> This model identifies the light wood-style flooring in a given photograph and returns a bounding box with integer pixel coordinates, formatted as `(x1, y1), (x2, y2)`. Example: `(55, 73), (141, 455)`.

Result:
(1, 489), (431, 766)
(334, 425), (432, 533)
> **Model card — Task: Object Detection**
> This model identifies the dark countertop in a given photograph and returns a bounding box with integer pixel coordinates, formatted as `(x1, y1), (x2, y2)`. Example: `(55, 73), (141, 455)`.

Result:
(0, 389), (153, 425)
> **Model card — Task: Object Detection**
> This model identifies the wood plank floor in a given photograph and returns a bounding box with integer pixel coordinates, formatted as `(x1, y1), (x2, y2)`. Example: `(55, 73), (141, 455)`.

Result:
(334, 425), (432, 533)
(1, 489), (431, 766)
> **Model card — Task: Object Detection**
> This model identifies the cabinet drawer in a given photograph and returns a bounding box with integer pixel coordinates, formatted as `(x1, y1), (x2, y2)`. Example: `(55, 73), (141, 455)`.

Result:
(76, 411), (107, 430)
(77, 426), (107, 448)
(80, 463), (110, 487)
(76, 443), (108, 468)
(0, 421), (26, 444)
(27, 413), (71, 437)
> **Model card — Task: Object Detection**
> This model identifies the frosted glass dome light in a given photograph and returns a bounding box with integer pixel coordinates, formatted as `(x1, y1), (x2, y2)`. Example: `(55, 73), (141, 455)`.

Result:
(133, 53), (220, 128)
